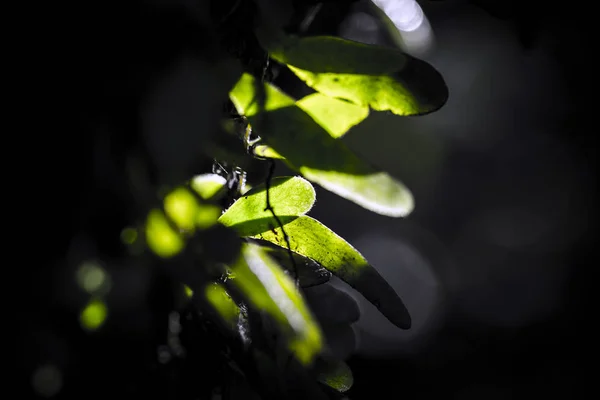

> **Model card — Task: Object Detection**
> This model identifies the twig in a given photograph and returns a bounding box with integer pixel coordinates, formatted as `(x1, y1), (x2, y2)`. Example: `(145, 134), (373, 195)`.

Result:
(263, 159), (299, 286)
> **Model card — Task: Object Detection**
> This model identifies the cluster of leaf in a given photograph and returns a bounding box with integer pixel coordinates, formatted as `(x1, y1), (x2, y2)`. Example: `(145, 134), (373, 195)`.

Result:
(128, 1), (447, 398)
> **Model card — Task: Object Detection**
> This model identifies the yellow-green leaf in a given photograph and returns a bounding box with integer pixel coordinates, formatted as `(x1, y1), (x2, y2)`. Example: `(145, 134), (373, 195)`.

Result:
(190, 173), (227, 200)
(163, 186), (223, 231)
(229, 72), (295, 117)
(229, 74), (414, 217)
(252, 144), (285, 160)
(255, 28), (448, 116)
(248, 238), (332, 288)
(230, 243), (323, 364)
(144, 183), (225, 257)
(195, 204), (222, 229)
(219, 176), (316, 235)
(296, 93), (369, 138)
(145, 209), (184, 258)
(164, 187), (200, 232)
(253, 216), (411, 329)
(205, 282), (240, 328)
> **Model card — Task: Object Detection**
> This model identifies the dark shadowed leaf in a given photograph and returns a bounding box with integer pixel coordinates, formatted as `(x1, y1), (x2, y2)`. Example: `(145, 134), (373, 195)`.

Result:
(315, 360), (354, 393)
(303, 284), (359, 325)
(141, 56), (240, 185)
(253, 349), (330, 400)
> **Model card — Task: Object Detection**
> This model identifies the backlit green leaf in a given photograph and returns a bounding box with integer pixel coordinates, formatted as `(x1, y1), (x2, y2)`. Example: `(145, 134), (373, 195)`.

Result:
(164, 187), (200, 232)
(230, 243), (323, 364)
(230, 73), (414, 217)
(247, 238), (332, 288)
(255, 28), (448, 116)
(205, 282), (240, 328)
(228, 71), (295, 117)
(145, 209), (184, 258)
(296, 93), (369, 138)
(195, 204), (222, 229)
(252, 144), (285, 160)
(219, 176), (316, 235)
(190, 173), (227, 200)
(253, 216), (411, 329)
(144, 181), (228, 257)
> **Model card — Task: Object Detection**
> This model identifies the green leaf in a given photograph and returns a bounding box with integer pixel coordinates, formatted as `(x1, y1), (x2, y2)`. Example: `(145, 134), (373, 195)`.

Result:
(189, 279), (245, 339)
(247, 238), (332, 288)
(230, 243), (323, 364)
(195, 204), (222, 229)
(315, 360), (354, 393)
(164, 184), (224, 232)
(164, 187), (201, 232)
(190, 173), (227, 200)
(230, 73), (414, 217)
(219, 176), (316, 235)
(145, 209), (185, 258)
(296, 93), (369, 138)
(204, 282), (241, 328)
(252, 144), (285, 160)
(252, 215), (411, 329)
(255, 28), (448, 116)
(228, 71), (295, 117)
(144, 180), (230, 258)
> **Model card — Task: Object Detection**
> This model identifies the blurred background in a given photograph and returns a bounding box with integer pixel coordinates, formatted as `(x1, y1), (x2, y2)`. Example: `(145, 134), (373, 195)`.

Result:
(316, 0), (595, 398)
(23, 0), (595, 399)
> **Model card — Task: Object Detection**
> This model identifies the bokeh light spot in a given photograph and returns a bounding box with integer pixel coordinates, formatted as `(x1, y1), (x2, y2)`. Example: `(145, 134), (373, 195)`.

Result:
(76, 261), (110, 295)
(145, 209), (184, 258)
(31, 364), (62, 398)
(120, 227), (138, 245)
(80, 299), (108, 331)
(196, 204), (222, 229)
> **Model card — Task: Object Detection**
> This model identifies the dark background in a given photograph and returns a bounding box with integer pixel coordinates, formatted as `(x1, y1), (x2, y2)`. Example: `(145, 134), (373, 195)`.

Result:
(322, 1), (594, 398)
(22, 0), (595, 398)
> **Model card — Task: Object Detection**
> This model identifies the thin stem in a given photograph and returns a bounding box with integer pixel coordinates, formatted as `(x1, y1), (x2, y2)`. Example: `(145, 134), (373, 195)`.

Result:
(263, 159), (299, 285)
